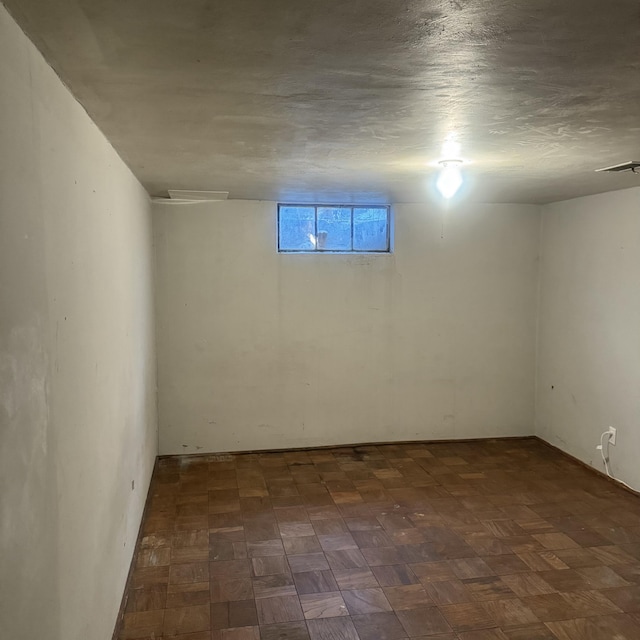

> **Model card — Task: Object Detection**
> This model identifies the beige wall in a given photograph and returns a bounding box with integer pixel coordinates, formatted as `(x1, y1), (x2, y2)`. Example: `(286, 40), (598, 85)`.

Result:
(154, 200), (540, 454)
(0, 5), (157, 640)
(537, 186), (640, 489)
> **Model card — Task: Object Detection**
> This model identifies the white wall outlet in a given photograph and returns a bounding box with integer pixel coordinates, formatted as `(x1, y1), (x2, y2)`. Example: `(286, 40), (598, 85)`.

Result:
(608, 426), (617, 446)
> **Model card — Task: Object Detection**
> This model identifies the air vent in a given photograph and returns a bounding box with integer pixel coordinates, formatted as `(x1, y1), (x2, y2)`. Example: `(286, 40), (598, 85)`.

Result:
(595, 161), (640, 173)
(167, 190), (229, 201)
(151, 190), (229, 205)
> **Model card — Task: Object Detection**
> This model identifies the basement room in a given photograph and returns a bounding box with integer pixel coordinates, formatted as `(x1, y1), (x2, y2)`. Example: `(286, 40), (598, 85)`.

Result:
(1, 1), (640, 639)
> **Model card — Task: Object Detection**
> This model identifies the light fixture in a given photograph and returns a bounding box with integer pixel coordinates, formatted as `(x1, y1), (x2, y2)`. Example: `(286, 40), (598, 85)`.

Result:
(436, 159), (463, 199)
(441, 137), (461, 159)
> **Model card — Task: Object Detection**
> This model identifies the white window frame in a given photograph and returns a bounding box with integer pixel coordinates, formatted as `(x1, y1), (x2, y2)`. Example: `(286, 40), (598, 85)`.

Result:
(277, 204), (392, 253)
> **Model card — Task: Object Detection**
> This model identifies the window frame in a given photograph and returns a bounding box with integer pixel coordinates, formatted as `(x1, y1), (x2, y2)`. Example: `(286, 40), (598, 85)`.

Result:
(277, 203), (392, 254)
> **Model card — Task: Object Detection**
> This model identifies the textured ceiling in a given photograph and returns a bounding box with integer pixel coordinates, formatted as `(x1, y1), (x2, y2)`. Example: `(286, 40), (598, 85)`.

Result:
(5, 0), (640, 203)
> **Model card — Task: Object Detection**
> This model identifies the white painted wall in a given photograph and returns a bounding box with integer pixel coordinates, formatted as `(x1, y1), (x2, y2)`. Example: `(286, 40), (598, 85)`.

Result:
(154, 200), (540, 454)
(536, 186), (640, 489)
(0, 6), (157, 640)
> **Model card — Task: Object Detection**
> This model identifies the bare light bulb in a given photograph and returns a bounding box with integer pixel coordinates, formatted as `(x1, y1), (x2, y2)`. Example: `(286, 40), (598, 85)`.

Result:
(436, 160), (463, 199)
(441, 138), (461, 159)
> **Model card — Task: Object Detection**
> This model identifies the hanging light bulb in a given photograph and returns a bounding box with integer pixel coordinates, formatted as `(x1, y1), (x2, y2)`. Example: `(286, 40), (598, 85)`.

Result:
(436, 159), (463, 199)
(441, 136), (461, 160)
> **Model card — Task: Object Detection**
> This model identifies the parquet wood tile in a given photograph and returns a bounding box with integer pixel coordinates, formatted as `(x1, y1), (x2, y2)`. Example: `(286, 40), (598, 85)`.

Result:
(351, 612), (408, 640)
(169, 561), (209, 585)
(523, 590), (622, 621)
(247, 539), (285, 558)
(307, 616), (360, 640)
(575, 565), (631, 589)
(439, 602), (495, 632)
(463, 576), (517, 601)
(450, 558), (495, 579)
(283, 536), (323, 555)
(163, 603), (210, 635)
(280, 524), (316, 538)
(210, 538), (238, 562)
(383, 584), (433, 610)
(256, 595), (304, 625)
(228, 599), (259, 627)
(121, 609), (165, 639)
(396, 606), (453, 636)
(252, 556), (289, 577)
(536, 569), (592, 592)
(259, 621), (310, 640)
(500, 573), (556, 597)
(589, 545), (637, 565)
(299, 592), (349, 619)
(457, 630), (509, 640)
(341, 588), (393, 614)
(372, 563), (420, 586)
(410, 560), (457, 584)
(481, 598), (539, 627)
(500, 624), (556, 640)
(601, 585), (640, 612)
(551, 548), (600, 569)
(288, 553), (331, 574)
(424, 579), (472, 605)
(325, 549), (368, 571)
(116, 438), (640, 639)
(293, 570), (340, 595)
(211, 577), (254, 603)
(252, 574), (297, 599)
(137, 546), (172, 568)
(532, 534), (580, 551)
(131, 565), (169, 589)
(544, 613), (640, 639)
(212, 628), (261, 640)
(166, 582), (210, 609)
(482, 554), (530, 576)
(126, 585), (168, 612)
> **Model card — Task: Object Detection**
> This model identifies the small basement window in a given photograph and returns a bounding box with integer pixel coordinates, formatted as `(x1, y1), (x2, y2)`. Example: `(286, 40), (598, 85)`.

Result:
(278, 204), (391, 253)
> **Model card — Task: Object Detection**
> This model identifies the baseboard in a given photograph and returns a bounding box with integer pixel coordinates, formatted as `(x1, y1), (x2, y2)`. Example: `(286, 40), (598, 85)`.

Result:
(534, 435), (640, 498)
(111, 456), (159, 640)
(158, 435), (537, 459)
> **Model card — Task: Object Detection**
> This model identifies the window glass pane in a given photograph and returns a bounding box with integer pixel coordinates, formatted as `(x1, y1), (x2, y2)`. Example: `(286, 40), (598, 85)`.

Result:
(316, 207), (352, 251)
(279, 206), (316, 251)
(353, 207), (388, 251)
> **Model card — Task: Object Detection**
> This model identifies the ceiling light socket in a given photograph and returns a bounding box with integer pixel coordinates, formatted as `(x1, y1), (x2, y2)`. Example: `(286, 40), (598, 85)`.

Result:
(438, 159), (463, 168)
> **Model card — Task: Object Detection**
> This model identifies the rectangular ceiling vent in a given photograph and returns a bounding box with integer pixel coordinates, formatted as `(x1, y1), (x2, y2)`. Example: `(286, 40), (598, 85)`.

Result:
(595, 161), (640, 173)
(151, 190), (230, 205)
(167, 190), (229, 201)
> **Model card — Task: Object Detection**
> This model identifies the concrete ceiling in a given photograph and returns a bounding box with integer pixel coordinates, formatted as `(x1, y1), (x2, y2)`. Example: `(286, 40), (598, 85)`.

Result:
(5, 0), (640, 204)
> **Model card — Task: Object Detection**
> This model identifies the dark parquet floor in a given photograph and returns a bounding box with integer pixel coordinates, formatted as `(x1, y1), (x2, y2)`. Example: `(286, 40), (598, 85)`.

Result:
(118, 437), (640, 640)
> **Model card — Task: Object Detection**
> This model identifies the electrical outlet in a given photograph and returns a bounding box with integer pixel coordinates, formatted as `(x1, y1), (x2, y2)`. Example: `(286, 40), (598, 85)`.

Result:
(608, 427), (617, 446)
